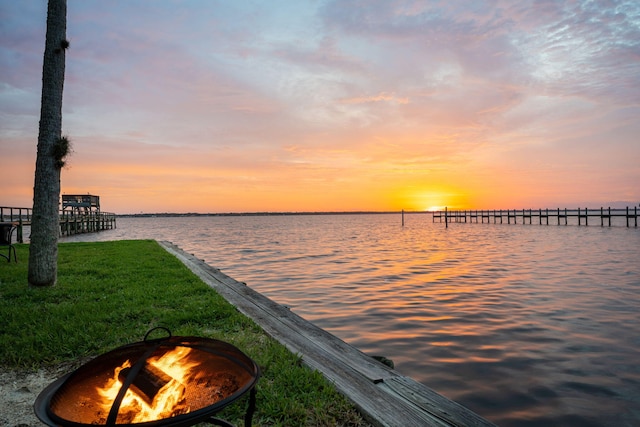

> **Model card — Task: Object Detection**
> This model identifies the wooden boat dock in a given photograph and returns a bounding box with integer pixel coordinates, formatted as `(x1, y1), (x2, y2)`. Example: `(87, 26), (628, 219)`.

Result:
(58, 210), (117, 236)
(0, 205), (116, 242)
(433, 206), (639, 227)
(160, 241), (496, 427)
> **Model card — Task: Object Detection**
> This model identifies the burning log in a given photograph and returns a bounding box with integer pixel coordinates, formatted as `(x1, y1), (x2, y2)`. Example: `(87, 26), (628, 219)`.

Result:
(118, 363), (183, 405)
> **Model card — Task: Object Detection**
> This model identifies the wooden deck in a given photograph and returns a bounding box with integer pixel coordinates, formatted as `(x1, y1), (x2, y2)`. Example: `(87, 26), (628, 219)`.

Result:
(0, 206), (116, 242)
(159, 241), (496, 427)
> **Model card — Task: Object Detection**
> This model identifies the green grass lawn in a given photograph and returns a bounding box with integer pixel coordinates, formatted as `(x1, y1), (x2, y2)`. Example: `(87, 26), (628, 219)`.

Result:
(0, 240), (369, 426)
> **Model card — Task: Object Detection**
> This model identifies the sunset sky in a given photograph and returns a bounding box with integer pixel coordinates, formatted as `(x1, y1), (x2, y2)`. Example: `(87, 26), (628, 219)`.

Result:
(1, 1), (639, 214)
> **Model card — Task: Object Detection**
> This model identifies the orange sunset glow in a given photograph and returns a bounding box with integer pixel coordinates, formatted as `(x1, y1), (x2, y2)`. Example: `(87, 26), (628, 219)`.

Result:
(1, 2), (638, 214)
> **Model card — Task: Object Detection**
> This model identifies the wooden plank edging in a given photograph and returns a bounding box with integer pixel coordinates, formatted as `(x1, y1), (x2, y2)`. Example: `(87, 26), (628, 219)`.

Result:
(159, 241), (496, 427)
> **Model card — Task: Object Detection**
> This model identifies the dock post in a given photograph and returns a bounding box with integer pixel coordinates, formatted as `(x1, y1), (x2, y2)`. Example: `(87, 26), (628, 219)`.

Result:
(60, 211), (65, 236)
(445, 207), (448, 228)
(585, 208), (588, 226)
(17, 218), (23, 243)
(600, 207), (611, 227)
(547, 208), (549, 225)
(402, 209), (404, 227)
(578, 207), (581, 226)
(544, 208), (549, 225)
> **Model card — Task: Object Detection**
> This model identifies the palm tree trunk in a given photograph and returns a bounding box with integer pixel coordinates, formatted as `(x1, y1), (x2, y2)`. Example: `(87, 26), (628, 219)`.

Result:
(28, 0), (67, 287)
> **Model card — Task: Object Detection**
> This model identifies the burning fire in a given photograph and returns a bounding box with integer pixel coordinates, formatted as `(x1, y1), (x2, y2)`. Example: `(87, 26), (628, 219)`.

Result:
(97, 346), (201, 423)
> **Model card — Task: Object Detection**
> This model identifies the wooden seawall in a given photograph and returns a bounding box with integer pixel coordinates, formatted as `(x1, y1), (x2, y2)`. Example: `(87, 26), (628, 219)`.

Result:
(433, 207), (639, 227)
(159, 241), (496, 427)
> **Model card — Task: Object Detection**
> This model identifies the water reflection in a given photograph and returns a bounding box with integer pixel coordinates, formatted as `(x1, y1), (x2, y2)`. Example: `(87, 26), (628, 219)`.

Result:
(61, 214), (640, 427)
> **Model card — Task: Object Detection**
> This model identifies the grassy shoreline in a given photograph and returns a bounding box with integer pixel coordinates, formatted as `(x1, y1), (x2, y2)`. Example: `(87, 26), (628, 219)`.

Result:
(0, 240), (370, 426)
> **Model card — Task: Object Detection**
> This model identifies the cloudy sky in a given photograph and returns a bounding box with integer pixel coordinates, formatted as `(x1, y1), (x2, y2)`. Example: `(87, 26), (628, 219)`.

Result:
(1, 0), (639, 213)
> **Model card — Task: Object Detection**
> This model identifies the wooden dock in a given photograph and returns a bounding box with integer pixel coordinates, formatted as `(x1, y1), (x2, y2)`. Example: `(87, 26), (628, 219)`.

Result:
(58, 210), (117, 236)
(433, 206), (639, 227)
(0, 206), (117, 242)
(159, 241), (496, 427)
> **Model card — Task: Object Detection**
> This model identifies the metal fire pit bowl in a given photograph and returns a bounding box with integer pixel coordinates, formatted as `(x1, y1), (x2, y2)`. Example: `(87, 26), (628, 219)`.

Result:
(34, 329), (260, 427)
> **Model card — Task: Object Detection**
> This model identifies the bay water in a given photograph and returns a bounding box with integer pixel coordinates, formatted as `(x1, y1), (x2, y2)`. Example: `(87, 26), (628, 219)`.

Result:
(61, 213), (640, 426)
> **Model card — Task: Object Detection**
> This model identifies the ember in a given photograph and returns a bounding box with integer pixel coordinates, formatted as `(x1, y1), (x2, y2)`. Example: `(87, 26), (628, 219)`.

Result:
(97, 346), (199, 423)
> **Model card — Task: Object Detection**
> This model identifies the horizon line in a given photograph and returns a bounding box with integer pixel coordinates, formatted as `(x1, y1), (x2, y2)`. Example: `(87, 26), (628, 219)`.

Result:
(116, 205), (639, 217)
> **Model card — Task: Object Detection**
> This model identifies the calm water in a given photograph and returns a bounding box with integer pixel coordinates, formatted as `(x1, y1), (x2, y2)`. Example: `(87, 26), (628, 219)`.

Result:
(61, 213), (640, 427)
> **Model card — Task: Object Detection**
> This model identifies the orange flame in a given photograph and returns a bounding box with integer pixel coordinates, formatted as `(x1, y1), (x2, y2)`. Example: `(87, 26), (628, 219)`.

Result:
(97, 347), (201, 423)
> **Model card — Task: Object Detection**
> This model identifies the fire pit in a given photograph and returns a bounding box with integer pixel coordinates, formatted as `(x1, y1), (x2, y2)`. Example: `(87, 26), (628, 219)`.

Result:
(34, 328), (260, 427)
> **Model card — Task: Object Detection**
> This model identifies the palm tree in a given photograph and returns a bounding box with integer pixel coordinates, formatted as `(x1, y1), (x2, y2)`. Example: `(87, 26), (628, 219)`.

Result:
(28, 0), (68, 287)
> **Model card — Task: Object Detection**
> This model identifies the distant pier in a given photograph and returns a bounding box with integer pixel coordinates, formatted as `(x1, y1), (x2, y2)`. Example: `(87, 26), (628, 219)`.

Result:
(432, 207), (639, 228)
